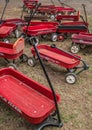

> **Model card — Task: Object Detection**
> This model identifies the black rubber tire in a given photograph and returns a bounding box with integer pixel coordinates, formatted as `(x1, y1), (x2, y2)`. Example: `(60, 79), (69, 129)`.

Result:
(27, 57), (36, 67)
(20, 54), (28, 63)
(70, 43), (80, 54)
(7, 63), (17, 70)
(51, 33), (58, 42)
(65, 73), (77, 84)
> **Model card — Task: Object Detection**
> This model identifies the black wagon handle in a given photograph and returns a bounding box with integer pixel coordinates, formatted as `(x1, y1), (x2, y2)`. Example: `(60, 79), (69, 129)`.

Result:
(25, 2), (41, 35)
(29, 37), (62, 127)
(5, 0), (9, 3)
(50, 0), (54, 5)
(0, 0), (9, 22)
(82, 4), (88, 23)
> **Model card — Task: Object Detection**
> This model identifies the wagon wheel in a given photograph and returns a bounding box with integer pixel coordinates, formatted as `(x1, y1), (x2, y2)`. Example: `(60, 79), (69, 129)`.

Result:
(58, 34), (65, 42)
(51, 33), (58, 42)
(68, 12), (75, 15)
(29, 37), (39, 46)
(80, 44), (86, 49)
(65, 73), (77, 84)
(20, 54), (28, 63)
(14, 29), (19, 38)
(70, 43), (80, 54)
(27, 9), (31, 14)
(50, 14), (55, 20)
(3, 38), (10, 43)
(27, 57), (36, 67)
(7, 63), (17, 70)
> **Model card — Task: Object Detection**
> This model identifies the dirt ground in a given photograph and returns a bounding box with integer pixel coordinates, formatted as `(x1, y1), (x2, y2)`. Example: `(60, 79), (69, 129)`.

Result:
(0, 0), (92, 130)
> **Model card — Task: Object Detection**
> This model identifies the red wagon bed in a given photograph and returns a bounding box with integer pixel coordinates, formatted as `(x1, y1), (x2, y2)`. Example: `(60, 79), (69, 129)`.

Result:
(22, 24), (58, 43)
(0, 38), (28, 68)
(56, 11), (80, 21)
(0, 38), (24, 59)
(31, 44), (80, 68)
(28, 44), (88, 84)
(0, 68), (62, 129)
(0, 23), (16, 38)
(70, 32), (92, 53)
(23, 24), (57, 36)
(72, 32), (92, 44)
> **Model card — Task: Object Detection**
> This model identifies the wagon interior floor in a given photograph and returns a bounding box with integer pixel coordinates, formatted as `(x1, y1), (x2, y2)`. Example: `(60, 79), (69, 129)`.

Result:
(0, 75), (54, 118)
(38, 48), (78, 64)
(0, 26), (13, 35)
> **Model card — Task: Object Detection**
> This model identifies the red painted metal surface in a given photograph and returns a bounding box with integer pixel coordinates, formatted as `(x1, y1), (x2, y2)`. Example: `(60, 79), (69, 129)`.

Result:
(57, 24), (88, 33)
(23, 24), (57, 36)
(61, 21), (88, 27)
(0, 38), (24, 59)
(0, 23), (16, 38)
(23, 0), (38, 10)
(0, 68), (60, 124)
(53, 6), (75, 13)
(72, 32), (92, 45)
(37, 5), (55, 14)
(56, 11), (80, 21)
(31, 44), (80, 69)
(37, 5), (75, 15)
(4, 18), (26, 25)
(30, 21), (59, 26)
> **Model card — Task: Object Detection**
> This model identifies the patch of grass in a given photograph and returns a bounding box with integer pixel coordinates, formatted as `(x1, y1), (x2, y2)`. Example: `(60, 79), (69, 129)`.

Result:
(0, 116), (5, 124)
(73, 120), (83, 129)
(87, 90), (92, 96)
(61, 113), (77, 123)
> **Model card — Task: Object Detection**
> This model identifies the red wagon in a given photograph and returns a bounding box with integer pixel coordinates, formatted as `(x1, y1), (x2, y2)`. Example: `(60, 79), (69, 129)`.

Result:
(27, 44), (88, 84)
(0, 0), (20, 41)
(70, 32), (92, 53)
(30, 21), (59, 26)
(56, 11), (80, 22)
(51, 22), (88, 42)
(36, 5), (75, 20)
(3, 18), (27, 26)
(61, 21), (88, 26)
(22, 20), (89, 42)
(0, 37), (28, 68)
(23, 0), (38, 12)
(0, 67), (63, 129)
(22, 24), (58, 43)
(52, 6), (75, 16)
(0, 23), (19, 43)
(23, 0), (38, 6)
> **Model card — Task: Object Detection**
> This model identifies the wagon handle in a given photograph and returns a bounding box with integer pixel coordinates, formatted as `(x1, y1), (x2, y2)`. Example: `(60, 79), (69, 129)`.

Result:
(29, 37), (62, 127)
(82, 4), (88, 23)
(51, 44), (89, 70)
(21, 0), (38, 19)
(25, 3), (41, 35)
(28, 2), (41, 23)
(50, 0), (54, 6)
(5, 0), (9, 3)
(0, 0), (9, 23)
(20, 4), (25, 19)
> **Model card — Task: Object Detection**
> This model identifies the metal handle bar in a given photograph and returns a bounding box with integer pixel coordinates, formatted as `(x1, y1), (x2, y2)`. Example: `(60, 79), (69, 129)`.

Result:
(0, 0), (9, 21)
(29, 37), (62, 126)
(25, 3), (41, 35)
